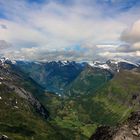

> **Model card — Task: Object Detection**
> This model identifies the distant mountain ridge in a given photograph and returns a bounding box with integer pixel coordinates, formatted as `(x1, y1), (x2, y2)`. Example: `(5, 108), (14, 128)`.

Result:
(64, 65), (113, 96)
(1, 57), (139, 95)
(88, 58), (139, 72)
(14, 60), (86, 94)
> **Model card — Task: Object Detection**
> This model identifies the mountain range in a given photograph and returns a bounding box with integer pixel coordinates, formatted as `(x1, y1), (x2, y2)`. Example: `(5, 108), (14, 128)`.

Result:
(0, 57), (140, 140)
(13, 58), (139, 94)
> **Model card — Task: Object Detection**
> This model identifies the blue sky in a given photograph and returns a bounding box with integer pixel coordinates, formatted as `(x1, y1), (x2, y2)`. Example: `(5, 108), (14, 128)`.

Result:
(0, 0), (140, 61)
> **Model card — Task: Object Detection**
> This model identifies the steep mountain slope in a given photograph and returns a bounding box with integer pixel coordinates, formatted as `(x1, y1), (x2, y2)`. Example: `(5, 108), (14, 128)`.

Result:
(83, 68), (140, 126)
(0, 59), (67, 140)
(64, 58), (139, 97)
(64, 65), (113, 96)
(15, 60), (86, 93)
(0, 58), (49, 118)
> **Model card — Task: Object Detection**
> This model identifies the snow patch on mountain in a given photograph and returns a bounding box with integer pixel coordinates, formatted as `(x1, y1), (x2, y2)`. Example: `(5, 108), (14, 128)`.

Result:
(1, 57), (139, 73)
(88, 58), (139, 72)
(98, 64), (110, 69)
(108, 58), (139, 67)
(88, 61), (110, 70)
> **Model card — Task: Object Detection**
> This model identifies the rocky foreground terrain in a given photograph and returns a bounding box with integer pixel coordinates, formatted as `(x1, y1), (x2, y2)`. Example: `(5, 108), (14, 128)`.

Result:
(90, 111), (140, 140)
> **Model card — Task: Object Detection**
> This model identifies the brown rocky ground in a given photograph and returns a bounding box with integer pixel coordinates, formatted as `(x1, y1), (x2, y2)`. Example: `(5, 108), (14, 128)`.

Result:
(90, 111), (140, 140)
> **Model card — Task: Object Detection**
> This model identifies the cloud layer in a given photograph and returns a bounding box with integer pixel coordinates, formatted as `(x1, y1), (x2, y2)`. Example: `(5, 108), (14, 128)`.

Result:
(0, 0), (140, 61)
(115, 20), (140, 59)
(0, 40), (11, 49)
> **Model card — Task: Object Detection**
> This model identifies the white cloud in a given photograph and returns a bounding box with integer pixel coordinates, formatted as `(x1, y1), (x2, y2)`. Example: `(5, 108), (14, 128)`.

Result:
(121, 20), (140, 44)
(0, 19), (48, 46)
(119, 20), (140, 56)
(136, 51), (140, 56)
(0, 0), (140, 61)
(0, 40), (11, 49)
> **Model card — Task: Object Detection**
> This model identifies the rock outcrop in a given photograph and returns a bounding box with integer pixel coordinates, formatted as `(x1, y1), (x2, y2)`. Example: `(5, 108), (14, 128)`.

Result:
(90, 111), (140, 140)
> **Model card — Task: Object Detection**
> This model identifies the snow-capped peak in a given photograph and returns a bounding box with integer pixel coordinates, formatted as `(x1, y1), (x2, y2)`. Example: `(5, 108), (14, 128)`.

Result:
(87, 58), (139, 72)
(11, 60), (17, 64)
(88, 61), (110, 70)
(98, 64), (110, 69)
(61, 60), (69, 65)
(0, 57), (8, 66)
(88, 61), (95, 67)
(107, 58), (139, 67)
(0, 57), (17, 66)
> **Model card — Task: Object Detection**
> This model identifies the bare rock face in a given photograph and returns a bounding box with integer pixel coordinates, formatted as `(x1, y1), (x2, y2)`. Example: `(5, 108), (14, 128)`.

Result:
(90, 111), (140, 140)
(89, 126), (116, 140)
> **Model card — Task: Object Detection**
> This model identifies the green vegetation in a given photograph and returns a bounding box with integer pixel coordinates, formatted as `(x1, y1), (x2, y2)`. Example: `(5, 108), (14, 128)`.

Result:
(0, 84), (68, 140)
(39, 93), (97, 139)
(38, 69), (140, 139)
(0, 63), (88, 140)
(1, 62), (140, 140)
(65, 66), (113, 96)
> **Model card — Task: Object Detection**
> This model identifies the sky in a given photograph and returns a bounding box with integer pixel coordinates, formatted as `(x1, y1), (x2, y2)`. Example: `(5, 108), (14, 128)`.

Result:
(0, 0), (140, 61)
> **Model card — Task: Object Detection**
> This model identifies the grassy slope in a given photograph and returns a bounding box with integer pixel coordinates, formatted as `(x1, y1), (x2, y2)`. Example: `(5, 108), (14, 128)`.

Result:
(0, 64), (88, 140)
(39, 93), (90, 140)
(38, 69), (140, 139)
(64, 66), (113, 96)
(0, 64), (70, 140)
(0, 84), (67, 140)
(86, 69), (140, 125)
(2, 63), (140, 140)
(0, 86), (88, 140)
